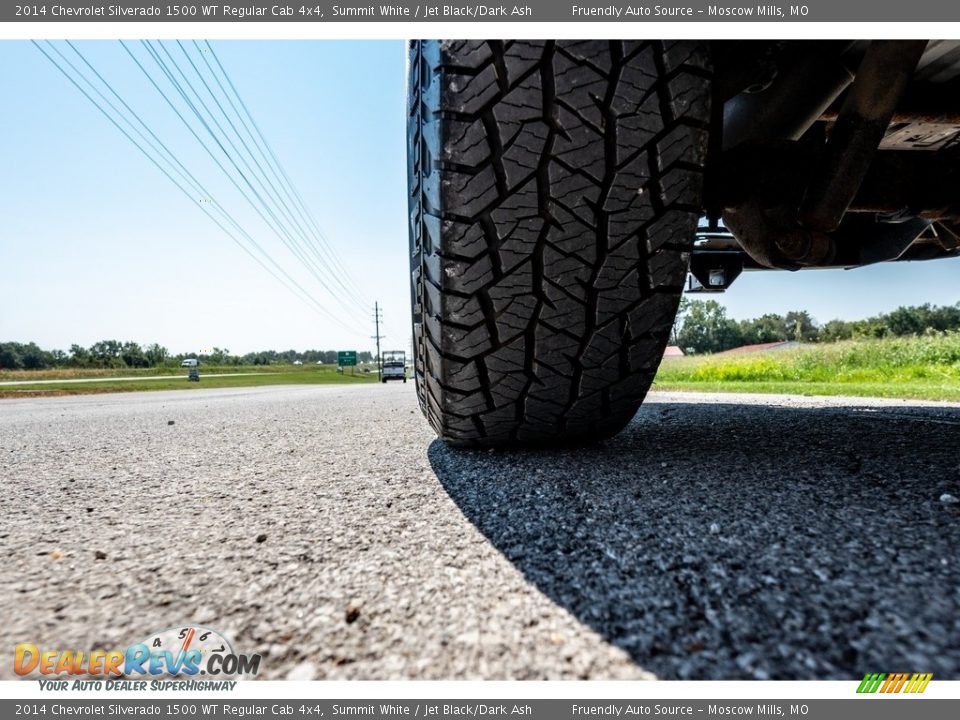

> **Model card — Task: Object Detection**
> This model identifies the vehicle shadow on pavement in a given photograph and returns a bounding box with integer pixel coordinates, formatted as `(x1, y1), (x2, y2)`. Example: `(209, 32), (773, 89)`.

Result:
(428, 399), (960, 680)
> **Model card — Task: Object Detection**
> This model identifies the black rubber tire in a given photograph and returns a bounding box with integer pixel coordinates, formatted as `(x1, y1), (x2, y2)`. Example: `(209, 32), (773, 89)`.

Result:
(408, 40), (711, 446)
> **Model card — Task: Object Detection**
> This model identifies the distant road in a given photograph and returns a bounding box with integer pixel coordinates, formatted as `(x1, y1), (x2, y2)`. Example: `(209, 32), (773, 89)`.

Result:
(0, 372), (272, 386)
(1, 385), (958, 679)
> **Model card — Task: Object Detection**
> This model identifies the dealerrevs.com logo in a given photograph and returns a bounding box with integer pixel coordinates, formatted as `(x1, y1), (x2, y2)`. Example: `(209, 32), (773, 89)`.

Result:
(14, 625), (261, 688)
(857, 673), (933, 694)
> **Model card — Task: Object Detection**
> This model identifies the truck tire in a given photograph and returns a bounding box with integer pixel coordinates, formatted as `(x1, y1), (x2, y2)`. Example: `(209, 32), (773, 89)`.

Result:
(408, 40), (711, 446)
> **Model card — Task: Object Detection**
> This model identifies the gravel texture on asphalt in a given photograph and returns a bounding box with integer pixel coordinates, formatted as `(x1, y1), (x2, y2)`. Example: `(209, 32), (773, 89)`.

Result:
(1, 385), (958, 680)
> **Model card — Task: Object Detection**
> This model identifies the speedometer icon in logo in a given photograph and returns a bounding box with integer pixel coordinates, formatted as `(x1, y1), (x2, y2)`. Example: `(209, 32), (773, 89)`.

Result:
(133, 625), (256, 679)
(145, 625), (233, 661)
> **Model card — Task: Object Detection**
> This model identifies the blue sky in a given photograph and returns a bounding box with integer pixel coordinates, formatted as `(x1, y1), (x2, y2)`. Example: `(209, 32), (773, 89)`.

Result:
(0, 40), (409, 355)
(1, 39), (958, 355)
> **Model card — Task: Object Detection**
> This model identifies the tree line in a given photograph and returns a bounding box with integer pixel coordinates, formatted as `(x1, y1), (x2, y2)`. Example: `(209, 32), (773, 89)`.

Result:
(0, 341), (374, 371)
(5, 300), (959, 368)
(674, 299), (960, 355)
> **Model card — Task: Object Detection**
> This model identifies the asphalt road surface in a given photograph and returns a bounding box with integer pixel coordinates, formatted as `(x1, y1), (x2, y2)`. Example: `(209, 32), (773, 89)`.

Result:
(2, 385), (958, 680)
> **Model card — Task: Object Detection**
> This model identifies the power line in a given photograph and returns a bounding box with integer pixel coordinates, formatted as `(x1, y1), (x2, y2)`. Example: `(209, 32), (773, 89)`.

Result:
(35, 40), (363, 338)
(202, 39), (372, 305)
(191, 40), (372, 311)
(202, 40), (373, 308)
(60, 40), (276, 269)
(144, 40), (370, 326)
(120, 39), (364, 332)
(53, 41), (358, 335)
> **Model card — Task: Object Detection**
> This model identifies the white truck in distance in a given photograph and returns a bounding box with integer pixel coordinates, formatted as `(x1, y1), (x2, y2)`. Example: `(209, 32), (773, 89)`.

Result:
(381, 351), (407, 383)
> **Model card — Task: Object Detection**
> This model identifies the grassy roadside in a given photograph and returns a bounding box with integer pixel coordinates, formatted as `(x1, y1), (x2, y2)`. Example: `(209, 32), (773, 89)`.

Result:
(9, 336), (960, 402)
(0, 364), (379, 398)
(652, 333), (960, 402)
(652, 379), (960, 402)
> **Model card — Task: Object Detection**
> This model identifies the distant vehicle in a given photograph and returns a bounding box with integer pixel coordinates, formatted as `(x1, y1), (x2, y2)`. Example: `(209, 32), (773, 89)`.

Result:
(381, 350), (406, 383)
(180, 359), (198, 368)
(292, 360), (303, 366)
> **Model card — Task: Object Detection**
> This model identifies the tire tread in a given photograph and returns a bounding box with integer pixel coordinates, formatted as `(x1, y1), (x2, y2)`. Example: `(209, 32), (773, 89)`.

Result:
(409, 40), (711, 446)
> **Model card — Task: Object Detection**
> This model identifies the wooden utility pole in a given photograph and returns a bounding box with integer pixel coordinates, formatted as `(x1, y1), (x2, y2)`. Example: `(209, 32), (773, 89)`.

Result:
(373, 302), (384, 381)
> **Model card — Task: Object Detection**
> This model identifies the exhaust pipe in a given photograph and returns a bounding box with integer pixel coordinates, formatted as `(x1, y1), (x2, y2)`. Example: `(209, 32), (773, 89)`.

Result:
(798, 41), (928, 233)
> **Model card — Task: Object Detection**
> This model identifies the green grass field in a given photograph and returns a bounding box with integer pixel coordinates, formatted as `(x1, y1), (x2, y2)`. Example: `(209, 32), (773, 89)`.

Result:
(8, 335), (960, 402)
(0, 364), (380, 398)
(653, 332), (960, 401)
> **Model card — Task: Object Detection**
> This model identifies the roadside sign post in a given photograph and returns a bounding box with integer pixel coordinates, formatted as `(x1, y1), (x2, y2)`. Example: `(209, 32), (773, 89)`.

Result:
(338, 351), (357, 376)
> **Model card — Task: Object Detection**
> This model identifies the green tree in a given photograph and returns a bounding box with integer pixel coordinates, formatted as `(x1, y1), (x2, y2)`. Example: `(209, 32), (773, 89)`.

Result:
(89, 340), (123, 368)
(0, 343), (23, 370)
(120, 342), (148, 368)
(144, 343), (168, 367)
(739, 313), (789, 344)
(784, 310), (819, 342)
(929, 303), (960, 332)
(849, 319), (889, 338)
(68, 344), (91, 367)
(676, 300), (743, 354)
(20, 342), (52, 370)
(671, 297), (690, 345)
(885, 305), (929, 336)
(819, 319), (853, 343)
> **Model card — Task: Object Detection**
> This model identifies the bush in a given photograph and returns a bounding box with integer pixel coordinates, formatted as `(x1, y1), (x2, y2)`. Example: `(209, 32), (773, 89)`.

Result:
(657, 332), (960, 385)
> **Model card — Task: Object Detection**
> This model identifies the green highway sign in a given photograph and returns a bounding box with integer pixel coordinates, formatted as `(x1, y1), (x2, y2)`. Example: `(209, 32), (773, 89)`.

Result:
(338, 351), (357, 367)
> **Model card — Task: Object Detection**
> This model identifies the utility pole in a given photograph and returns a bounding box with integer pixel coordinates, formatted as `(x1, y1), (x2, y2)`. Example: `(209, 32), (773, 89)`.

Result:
(372, 302), (384, 382)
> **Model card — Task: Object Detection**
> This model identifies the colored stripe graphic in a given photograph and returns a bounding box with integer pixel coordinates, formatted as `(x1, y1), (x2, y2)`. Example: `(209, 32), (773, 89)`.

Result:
(857, 672), (931, 693)
(910, 673), (933, 693)
(890, 673), (909, 693)
(857, 673), (886, 693)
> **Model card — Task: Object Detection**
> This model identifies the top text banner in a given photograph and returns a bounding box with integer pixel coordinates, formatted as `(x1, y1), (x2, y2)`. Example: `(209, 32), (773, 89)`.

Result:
(6, 1), (960, 23)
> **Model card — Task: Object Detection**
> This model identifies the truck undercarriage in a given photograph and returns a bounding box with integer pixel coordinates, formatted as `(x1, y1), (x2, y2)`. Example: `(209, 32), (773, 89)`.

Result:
(692, 40), (960, 291)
